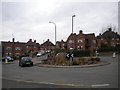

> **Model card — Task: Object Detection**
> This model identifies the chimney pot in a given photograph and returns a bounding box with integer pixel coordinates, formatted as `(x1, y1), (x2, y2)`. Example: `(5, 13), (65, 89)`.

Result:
(79, 30), (83, 34)
(12, 38), (15, 42)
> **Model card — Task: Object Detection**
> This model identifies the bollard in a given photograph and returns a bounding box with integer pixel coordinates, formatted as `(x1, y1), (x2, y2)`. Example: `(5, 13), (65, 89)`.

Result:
(5, 59), (8, 63)
(112, 52), (116, 58)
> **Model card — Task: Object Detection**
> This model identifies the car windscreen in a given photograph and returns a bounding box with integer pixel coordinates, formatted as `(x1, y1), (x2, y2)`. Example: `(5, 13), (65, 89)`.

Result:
(21, 57), (32, 61)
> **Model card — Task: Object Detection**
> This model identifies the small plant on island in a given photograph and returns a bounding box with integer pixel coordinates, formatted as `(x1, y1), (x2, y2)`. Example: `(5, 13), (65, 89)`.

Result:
(44, 52), (101, 66)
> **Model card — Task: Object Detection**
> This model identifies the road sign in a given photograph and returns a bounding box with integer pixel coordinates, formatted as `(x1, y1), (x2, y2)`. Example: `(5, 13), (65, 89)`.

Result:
(66, 53), (74, 59)
(69, 46), (74, 51)
(71, 54), (74, 57)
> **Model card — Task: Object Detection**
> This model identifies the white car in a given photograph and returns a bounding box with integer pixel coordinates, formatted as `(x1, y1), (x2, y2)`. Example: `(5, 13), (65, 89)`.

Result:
(37, 53), (42, 56)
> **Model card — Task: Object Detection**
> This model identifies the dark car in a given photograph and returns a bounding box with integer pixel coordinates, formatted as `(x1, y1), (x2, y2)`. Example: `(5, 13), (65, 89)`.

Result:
(19, 57), (33, 67)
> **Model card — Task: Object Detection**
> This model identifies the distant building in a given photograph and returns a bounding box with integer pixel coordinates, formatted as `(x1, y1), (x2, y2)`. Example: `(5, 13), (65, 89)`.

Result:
(96, 28), (120, 47)
(56, 40), (67, 50)
(40, 39), (55, 50)
(2, 28), (120, 57)
(26, 39), (40, 53)
(1, 38), (40, 57)
(2, 38), (26, 57)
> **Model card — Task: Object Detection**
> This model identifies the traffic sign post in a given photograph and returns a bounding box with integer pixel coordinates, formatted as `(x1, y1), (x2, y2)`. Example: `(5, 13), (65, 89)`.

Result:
(69, 46), (74, 64)
(69, 46), (74, 52)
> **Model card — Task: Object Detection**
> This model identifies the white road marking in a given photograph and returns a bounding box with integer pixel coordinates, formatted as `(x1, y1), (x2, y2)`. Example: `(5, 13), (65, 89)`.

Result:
(92, 84), (110, 87)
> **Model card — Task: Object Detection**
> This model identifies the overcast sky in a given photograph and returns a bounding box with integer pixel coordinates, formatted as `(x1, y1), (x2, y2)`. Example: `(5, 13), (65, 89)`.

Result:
(1, 0), (118, 44)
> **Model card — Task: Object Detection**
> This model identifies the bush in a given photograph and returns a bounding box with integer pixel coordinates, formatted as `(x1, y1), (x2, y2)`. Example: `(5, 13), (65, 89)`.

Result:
(53, 49), (65, 55)
(72, 50), (90, 57)
(99, 47), (118, 52)
(46, 53), (71, 65)
(73, 57), (100, 65)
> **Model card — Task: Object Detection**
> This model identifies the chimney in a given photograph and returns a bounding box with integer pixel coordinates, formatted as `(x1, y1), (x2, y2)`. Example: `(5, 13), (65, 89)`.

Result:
(12, 38), (15, 42)
(73, 33), (76, 35)
(79, 30), (83, 34)
(29, 39), (32, 42)
(47, 39), (49, 41)
(34, 40), (36, 43)
(108, 28), (112, 31)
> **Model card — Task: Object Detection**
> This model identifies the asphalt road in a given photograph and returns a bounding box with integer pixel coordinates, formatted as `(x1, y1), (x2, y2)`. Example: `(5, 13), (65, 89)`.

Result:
(2, 55), (118, 88)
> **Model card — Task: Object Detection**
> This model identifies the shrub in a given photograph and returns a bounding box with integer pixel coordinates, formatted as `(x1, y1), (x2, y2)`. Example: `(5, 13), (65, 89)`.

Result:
(72, 50), (90, 57)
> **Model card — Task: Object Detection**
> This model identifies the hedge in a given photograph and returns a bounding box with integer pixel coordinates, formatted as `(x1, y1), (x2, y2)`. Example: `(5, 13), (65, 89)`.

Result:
(99, 46), (120, 52)
(72, 50), (90, 57)
(53, 49), (91, 57)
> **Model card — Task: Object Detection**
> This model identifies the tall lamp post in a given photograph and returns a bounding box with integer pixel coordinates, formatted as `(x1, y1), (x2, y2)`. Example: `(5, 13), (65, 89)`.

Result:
(72, 15), (76, 34)
(49, 21), (56, 45)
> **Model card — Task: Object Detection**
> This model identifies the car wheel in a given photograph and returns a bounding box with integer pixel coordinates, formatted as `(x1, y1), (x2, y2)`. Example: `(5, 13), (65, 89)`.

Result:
(21, 64), (23, 67)
(30, 64), (33, 67)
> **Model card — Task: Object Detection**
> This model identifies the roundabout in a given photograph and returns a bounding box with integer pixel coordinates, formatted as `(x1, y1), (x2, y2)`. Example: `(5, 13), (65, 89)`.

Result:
(35, 61), (110, 68)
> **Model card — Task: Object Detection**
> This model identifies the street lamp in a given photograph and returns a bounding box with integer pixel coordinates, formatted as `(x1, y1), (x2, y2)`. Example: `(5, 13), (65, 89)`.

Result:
(49, 21), (56, 45)
(72, 15), (76, 34)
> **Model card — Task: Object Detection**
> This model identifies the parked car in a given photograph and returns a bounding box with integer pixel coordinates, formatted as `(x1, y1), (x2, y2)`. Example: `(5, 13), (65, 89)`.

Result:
(37, 50), (46, 57)
(2, 57), (14, 62)
(46, 50), (51, 53)
(19, 57), (33, 67)
(7, 57), (14, 62)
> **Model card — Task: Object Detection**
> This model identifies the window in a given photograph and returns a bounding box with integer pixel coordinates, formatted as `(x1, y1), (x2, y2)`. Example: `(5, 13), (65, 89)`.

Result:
(62, 44), (65, 46)
(26, 46), (29, 48)
(112, 38), (114, 40)
(117, 38), (119, 41)
(16, 53), (20, 56)
(105, 42), (107, 44)
(6, 53), (11, 56)
(15, 47), (20, 50)
(111, 42), (115, 46)
(77, 46), (83, 49)
(93, 40), (96, 43)
(101, 38), (103, 40)
(6, 47), (11, 50)
(69, 40), (74, 44)
(78, 40), (83, 43)
(34, 46), (36, 48)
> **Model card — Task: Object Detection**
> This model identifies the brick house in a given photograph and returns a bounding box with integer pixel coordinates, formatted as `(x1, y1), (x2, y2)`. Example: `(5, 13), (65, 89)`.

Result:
(67, 30), (97, 51)
(2, 38), (40, 57)
(96, 28), (120, 47)
(40, 39), (55, 50)
(56, 40), (67, 50)
(2, 38), (26, 57)
(26, 39), (40, 53)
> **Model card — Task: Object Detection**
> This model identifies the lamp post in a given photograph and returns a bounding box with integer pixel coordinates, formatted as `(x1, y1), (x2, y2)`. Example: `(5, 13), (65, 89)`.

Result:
(72, 15), (76, 34)
(49, 21), (56, 45)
